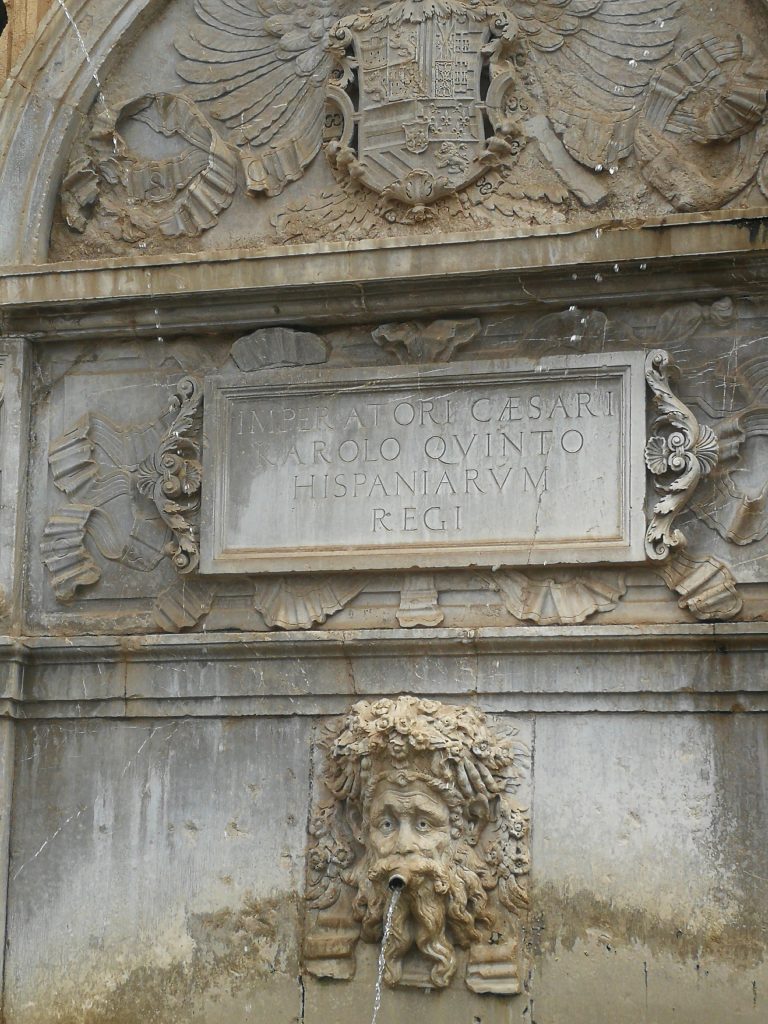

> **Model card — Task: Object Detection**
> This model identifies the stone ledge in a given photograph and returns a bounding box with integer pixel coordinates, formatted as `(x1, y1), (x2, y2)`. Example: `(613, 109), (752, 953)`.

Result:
(3, 622), (767, 658)
(1, 625), (766, 718)
(2, 211), (768, 340)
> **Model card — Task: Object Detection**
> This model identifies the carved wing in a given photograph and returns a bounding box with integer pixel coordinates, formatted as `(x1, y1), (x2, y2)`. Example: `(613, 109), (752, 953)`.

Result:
(175, 0), (351, 195)
(512, 0), (682, 168)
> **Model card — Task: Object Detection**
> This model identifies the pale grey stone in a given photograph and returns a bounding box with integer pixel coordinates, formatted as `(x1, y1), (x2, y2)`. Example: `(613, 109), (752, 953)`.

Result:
(202, 353), (647, 574)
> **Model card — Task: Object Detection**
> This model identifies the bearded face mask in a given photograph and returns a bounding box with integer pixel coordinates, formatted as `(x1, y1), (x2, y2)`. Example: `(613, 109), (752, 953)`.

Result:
(304, 696), (530, 996)
(350, 777), (491, 988)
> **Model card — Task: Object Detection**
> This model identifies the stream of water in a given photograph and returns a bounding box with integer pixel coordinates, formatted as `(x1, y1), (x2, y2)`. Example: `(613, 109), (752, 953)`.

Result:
(370, 888), (400, 1024)
(53, 0), (108, 111)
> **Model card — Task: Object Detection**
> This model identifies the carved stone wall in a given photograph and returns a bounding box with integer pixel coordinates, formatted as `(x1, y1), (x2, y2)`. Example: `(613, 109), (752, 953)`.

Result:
(22, 301), (764, 637)
(1, 3), (768, 1024)
(304, 697), (530, 994)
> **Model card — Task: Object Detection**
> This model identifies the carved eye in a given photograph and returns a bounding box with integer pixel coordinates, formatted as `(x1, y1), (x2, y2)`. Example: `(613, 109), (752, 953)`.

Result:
(416, 819), (431, 832)
(379, 818), (394, 833)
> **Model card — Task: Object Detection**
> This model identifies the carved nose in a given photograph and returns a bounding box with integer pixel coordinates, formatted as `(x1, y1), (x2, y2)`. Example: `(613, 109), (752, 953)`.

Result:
(394, 822), (417, 855)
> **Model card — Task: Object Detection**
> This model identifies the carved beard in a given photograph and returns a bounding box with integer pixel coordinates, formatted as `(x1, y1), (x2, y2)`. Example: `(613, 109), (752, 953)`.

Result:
(351, 847), (490, 989)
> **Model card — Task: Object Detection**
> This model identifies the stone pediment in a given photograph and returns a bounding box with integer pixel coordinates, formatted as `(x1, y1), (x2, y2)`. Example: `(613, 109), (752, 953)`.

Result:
(3, 0), (768, 263)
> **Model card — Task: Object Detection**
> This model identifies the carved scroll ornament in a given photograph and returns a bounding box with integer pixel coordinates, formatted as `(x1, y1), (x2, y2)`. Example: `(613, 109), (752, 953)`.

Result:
(305, 696), (529, 994)
(644, 349), (719, 561)
(136, 376), (204, 574)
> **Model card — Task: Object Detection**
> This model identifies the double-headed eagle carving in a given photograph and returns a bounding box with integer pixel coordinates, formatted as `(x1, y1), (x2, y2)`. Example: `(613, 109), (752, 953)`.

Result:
(175, 0), (689, 216)
(61, 0), (768, 245)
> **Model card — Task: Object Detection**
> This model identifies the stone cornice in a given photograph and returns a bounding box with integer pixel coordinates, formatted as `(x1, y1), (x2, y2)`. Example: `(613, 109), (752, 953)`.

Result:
(2, 211), (768, 341)
(1, 624), (767, 718)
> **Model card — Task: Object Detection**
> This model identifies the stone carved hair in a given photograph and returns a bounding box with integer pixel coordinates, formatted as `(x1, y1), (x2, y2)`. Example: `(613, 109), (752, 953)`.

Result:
(305, 696), (529, 993)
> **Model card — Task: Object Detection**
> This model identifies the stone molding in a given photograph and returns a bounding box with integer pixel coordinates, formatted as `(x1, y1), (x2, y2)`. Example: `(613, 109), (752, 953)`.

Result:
(2, 624), (768, 719)
(0, 0), (51, 86)
(3, 215), (768, 341)
(0, 0), (165, 264)
(0, 341), (30, 632)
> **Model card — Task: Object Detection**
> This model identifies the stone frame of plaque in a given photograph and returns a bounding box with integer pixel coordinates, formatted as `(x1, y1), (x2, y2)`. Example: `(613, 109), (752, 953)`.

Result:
(200, 352), (648, 574)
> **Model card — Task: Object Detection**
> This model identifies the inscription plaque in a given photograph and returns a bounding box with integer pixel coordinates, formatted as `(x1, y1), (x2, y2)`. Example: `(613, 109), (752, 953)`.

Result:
(201, 354), (647, 574)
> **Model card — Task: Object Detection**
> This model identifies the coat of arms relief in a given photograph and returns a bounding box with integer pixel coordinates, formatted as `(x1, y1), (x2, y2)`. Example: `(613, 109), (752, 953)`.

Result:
(56, 0), (768, 252)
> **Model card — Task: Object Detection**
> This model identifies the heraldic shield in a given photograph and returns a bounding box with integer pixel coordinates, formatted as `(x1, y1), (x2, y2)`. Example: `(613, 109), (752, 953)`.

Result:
(326, 1), (517, 214)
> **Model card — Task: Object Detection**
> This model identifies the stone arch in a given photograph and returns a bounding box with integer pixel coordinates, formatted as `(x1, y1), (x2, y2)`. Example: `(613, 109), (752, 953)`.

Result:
(0, 0), (164, 264)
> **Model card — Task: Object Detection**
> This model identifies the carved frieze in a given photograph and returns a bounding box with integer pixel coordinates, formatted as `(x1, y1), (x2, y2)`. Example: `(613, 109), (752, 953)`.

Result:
(52, 0), (768, 255)
(175, 0), (679, 212)
(41, 377), (202, 600)
(304, 696), (530, 993)
(37, 307), (759, 629)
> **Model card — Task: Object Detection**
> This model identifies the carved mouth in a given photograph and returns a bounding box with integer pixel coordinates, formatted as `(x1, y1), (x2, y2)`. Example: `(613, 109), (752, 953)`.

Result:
(388, 874), (406, 891)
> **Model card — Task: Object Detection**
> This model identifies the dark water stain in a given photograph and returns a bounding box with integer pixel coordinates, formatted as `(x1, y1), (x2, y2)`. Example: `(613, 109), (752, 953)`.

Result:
(708, 716), (768, 962)
(12, 892), (301, 1024)
(527, 884), (766, 968)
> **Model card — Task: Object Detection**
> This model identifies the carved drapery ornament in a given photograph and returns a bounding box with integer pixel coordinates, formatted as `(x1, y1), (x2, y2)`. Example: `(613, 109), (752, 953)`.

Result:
(657, 552), (743, 621)
(304, 696), (529, 994)
(62, 93), (238, 243)
(644, 349), (719, 561)
(42, 376), (204, 600)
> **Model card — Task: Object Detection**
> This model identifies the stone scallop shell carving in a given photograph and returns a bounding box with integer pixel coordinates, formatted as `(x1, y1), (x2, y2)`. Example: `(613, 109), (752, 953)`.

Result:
(478, 570), (627, 625)
(253, 577), (366, 629)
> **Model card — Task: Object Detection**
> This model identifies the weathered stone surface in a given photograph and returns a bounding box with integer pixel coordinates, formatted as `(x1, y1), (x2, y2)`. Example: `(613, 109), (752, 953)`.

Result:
(305, 697), (530, 994)
(1, 2), (768, 1021)
(203, 354), (647, 573)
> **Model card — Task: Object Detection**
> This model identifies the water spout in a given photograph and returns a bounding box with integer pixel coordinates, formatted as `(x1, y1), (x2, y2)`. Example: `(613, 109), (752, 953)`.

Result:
(370, 887), (400, 1024)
